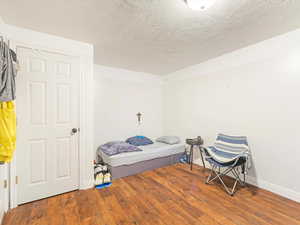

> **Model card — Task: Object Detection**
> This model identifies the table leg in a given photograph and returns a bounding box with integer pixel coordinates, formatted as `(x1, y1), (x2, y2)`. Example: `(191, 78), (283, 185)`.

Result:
(190, 145), (194, 170)
(199, 147), (206, 169)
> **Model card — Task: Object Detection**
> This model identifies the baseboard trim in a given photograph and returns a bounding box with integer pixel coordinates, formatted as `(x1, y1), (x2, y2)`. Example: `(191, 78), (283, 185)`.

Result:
(194, 159), (300, 203)
(246, 175), (300, 203)
(80, 181), (94, 190)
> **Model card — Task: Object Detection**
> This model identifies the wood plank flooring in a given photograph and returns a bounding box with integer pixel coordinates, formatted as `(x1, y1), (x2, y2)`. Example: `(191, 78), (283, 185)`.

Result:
(3, 164), (300, 225)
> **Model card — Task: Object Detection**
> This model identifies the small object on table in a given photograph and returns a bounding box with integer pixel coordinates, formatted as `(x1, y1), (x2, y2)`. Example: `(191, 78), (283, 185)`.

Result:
(185, 136), (205, 170)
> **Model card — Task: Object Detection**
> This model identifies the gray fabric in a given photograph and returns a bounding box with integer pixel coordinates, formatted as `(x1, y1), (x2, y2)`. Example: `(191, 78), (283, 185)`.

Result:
(99, 141), (142, 156)
(98, 142), (185, 167)
(99, 141), (126, 151)
(156, 136), (181, 145)
(108, 153), (183, 179)
(0, 41), (17, 102)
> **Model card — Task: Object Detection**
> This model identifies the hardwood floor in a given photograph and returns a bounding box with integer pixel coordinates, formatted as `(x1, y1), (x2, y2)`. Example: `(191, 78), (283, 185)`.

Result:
(3, 164), (300, 225)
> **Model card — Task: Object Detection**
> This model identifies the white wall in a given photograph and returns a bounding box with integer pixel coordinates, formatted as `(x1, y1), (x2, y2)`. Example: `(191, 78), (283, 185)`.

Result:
(94, 65), (163, 149)
(163, 28), (300, 202)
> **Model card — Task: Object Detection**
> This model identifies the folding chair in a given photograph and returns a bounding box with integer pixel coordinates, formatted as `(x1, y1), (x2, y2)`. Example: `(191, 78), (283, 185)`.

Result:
(203, 134), (251, 196)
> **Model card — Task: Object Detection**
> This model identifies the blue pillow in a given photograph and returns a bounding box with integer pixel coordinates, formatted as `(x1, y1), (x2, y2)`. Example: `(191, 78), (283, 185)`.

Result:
(126, 136), (153, 146)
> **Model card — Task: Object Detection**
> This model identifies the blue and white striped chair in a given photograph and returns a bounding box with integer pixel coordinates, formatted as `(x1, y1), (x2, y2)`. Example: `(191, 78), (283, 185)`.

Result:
(203, 134), (251, 196)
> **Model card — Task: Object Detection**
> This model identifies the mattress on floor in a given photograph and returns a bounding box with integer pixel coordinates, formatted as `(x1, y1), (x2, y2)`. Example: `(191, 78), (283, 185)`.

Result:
(98, 142), (185, 167)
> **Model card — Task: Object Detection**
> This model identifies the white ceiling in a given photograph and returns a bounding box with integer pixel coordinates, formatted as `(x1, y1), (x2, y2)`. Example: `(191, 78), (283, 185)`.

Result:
(1, 0), (300, 75)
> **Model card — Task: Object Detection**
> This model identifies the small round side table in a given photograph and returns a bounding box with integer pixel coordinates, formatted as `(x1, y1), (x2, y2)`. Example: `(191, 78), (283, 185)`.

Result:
(186, 137), (205, 170)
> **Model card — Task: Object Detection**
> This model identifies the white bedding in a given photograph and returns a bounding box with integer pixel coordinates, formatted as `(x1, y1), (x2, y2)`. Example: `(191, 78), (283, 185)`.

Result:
(98, 142), (185, 167)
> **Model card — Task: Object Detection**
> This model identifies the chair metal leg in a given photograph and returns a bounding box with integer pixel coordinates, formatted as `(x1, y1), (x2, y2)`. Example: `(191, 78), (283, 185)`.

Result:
(232, 168), (244, 186)
(206, 166), (231, 184)
(206, 165), (215, 184)
(205, 162), (246, 196)
(199, 147), (206, 169)
(242, 165), (246, 185)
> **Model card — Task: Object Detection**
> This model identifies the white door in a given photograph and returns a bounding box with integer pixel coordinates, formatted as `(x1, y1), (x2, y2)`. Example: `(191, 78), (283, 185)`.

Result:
(16, 47), (80, 204)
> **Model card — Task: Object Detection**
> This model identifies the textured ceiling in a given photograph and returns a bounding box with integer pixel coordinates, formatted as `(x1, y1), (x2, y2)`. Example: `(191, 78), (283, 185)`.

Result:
(1, 0), (300, 75)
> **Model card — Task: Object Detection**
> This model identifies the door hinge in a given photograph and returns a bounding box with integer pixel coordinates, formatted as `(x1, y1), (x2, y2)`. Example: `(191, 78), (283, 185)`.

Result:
(16, 176), (18, 185)
(4, 180), (7, 189)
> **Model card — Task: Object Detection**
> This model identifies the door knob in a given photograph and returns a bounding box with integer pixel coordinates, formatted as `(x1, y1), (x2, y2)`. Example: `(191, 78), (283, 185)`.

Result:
(71, 128), (78, 135)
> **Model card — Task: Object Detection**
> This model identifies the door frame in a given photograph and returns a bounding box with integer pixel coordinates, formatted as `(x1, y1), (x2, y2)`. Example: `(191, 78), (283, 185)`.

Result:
(8, 39), (94, 208)
(0, 30), (13, 216)
(0, 163), (9, 221)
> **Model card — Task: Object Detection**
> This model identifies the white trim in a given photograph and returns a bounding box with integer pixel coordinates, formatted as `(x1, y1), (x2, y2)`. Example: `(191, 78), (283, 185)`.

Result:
(194, 159), (300, 203)
(79, 57), (95, 189)
(0, 163), (9, 223)
(6, 25), (94, 208)
(9, 157), (17, 210)
(246, 175), (300, 203)
(0, 19), (13, 214)
(3, 164), (9, 212)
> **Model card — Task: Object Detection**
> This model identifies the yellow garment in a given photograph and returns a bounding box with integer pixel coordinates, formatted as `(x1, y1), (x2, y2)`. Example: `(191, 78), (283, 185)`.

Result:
(0, 101), (16, 162)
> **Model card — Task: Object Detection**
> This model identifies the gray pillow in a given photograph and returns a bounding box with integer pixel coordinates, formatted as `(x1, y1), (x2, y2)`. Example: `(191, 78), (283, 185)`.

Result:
(156, 136), (181, 145)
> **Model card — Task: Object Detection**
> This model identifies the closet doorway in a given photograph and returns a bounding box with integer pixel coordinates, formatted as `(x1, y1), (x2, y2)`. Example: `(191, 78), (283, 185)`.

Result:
(16, 47), (80, 204)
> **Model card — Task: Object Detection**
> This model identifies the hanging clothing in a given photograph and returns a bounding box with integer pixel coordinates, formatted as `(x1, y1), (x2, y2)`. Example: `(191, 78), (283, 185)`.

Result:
(0, 41), (17, 102)
(0, 38), (18, 163)
(0, 101), (16, 163)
